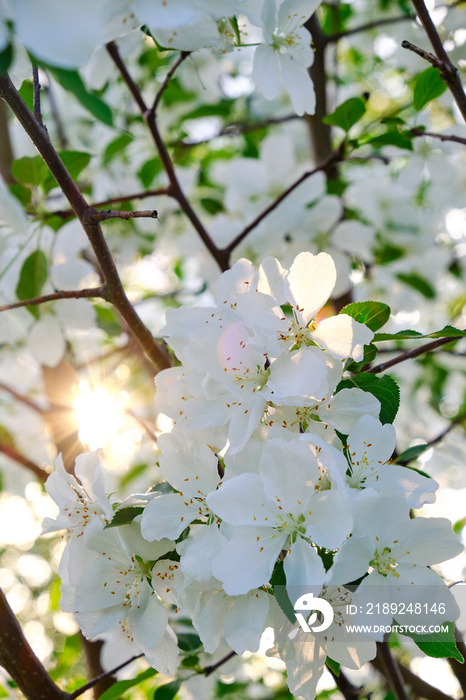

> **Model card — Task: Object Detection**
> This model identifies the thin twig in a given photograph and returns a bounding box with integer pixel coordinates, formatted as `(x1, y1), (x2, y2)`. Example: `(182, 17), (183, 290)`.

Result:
(126, 409), (158, 444)
(202, 650), (237, 677)
(149, 51), (190, 116)
(0, 287), (104, 313)
(406, 0), (466, 121)
(173, 114), (300, 147)
(68, 653), (144, 699)
(410, 127), (466, 145)
(376, 642), (409, 700)
(371, 654), (455, 700)
(86, 209), (159, 223)
(0, 382), (45, 414)
(43, 71), (68, 149)
(32, 64), (44, 127)
(369, 332), (465, 374)
(401, 39), (444, 68)
(0, 442), (50, 482)
(224, 143), (345, 254)
(0, 73), (171, 371)
(327, 664), (370, 698)
(106, 41), (229, 272)
(326, 13), (415, 43)
(52, 188), (170, 220)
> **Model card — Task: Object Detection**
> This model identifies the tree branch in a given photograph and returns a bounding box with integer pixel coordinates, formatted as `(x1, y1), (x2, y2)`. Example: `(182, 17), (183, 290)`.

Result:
(202, 650), (237, 677)
(0, 442), (50, 482)
(224, 144), (345, 254)
(0, 73), (171, 372)
(0, 589), (69, 700)
(376, 642), (408, 700)
(0, 287), (104, 313)
(371, 653), (455, 700)
(106, 41), (229, 272)
(369, 332), (465, 374)
(149, 51), (190, 117)
(69, 653), (144, 699)
(406, 0), (466, 122)
(86, 208), (159, 223)
(32, 64), (44, 127)
(327, 664), (370, 698)
(0, 381), (45, 414)
(410, 127), (466, 145)
(326, 13), (415, 43)
(52, 188), (170, 220)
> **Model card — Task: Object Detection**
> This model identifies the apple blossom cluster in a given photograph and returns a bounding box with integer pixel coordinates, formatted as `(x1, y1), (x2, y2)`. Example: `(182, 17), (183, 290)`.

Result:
(43, 252), (463, 699)
(0, 0), (320, 115)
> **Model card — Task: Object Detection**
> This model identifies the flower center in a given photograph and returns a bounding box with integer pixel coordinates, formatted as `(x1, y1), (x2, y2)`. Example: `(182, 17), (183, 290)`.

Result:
(370, 547), (399, 577)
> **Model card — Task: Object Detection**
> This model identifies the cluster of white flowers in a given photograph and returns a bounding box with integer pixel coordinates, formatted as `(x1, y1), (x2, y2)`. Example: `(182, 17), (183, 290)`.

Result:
(0, 0), (319, 115)
(43, 252), (463, 698)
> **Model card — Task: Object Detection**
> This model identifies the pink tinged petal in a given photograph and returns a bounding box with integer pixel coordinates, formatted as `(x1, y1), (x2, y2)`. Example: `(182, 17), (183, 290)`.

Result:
(307, 490), (353, 550)
(215, 258), (256, 303)
(206, 473), (277, 526)
(312, 315), (374, 361)
(284, 537), (326, 588)
(223, 590), (270, 654)
(260, 438), (319, 512)
(158, 426), (219, 495)
(141, 493), (201, 542)
(252, 44), (281, 100)
(326, 536), (375, 586)
(395, 517), (464, 566)
(212, 528), (286, 595)
(286, 252), (336, 326)
(177, 525), (226, 582)
(267, 347), (329, 405)
(321, 388), (381, 434)
(279, 54), (316, 116)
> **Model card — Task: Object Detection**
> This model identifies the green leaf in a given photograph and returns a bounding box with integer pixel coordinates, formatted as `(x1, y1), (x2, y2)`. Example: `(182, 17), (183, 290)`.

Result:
(395, 443), (430, 464)
(12, 156), (49, 187)
(153, 679), (182, 700)
(340, 301), (391, 332)
(322, 97), (366, 132)
(271, 561), (296, 624)
(401, 621), (463, 662)
(103, 133), (134, 165)
(413, 66), (447, 111)
(325, 657), (340, 676)
(0, 425), (16, 449)
(345, 343), (378, 373)
(374, 325), (466, 342)
(0, 43), (13, 74)
(336, 374), (400, 424)
(177, 633), (202, 652)
(42, 151), (92, 192)
(138, 157), (163, 188)
(229, 16), (242, 44)
(99, 669), (158, 700)
(368, 130), (413, 151)
(49, 68), (113, 126)
(397, 272), (435, 299)
(9, 184), (32, 207)
(380, 116), (406, 125)
(15, 250), (48, 319)
(18, 80), (34, 111)
(105, 506), (144, 529)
